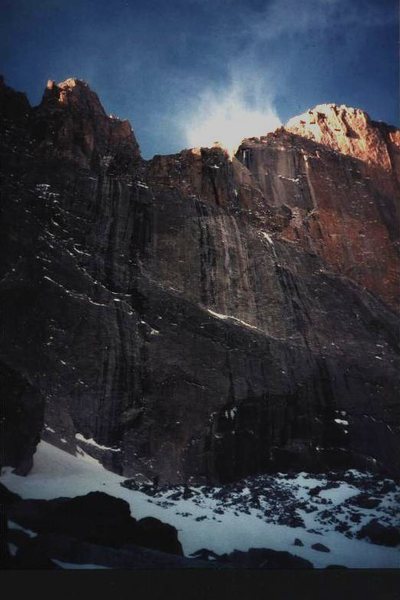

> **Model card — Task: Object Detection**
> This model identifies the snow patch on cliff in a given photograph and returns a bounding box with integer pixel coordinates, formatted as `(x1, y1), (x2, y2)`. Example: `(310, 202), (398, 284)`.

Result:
(207, 309), (260, 331)
(75, 433), (121, 453)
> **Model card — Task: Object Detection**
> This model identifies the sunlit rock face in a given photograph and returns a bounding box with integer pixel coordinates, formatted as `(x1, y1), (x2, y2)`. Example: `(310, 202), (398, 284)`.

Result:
(1, 77), (399, 483)
(285, 104), (399, 174)
(237, 114), (400, 311)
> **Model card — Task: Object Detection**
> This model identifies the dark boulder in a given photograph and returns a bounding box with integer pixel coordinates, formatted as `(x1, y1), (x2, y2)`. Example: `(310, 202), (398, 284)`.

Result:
(309, 486), (324, 497)
(357, 520), (400, 547)
(131, 517), (183, 556)
(311, 543), (330, 553)
(349, 513), (362, 523)
(307, 529), (323, 535)
(9, 492), (138, 548)
(350, 494), (381, 510)
(335, 522), (350, 533)
(293, 538), (304, 546)
(8, 491), (184, 557)
(220, 548), (313, 569)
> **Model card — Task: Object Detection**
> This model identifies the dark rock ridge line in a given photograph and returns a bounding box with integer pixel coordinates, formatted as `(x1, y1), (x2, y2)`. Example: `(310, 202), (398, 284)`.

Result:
(0, 484), (194, 569)
(0, 76), (399, 484)
(1, 483), (313, 569)
(4, 488), (183, 555)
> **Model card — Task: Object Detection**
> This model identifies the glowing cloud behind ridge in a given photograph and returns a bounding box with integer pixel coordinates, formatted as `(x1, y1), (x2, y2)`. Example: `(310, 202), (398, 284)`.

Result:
(183, 84), (282, 156)
(0, 0), (396, 158)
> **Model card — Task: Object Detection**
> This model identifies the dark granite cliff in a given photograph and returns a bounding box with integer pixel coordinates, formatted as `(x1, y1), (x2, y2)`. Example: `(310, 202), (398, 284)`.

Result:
(1, 77), (399, 483)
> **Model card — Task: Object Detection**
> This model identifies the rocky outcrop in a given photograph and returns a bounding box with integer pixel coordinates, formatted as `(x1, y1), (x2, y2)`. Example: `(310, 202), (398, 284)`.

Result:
(285, 104), (400, 176)
(2, 482), (315, 569)
(356, 519), (400, 547)
(31, 78), (141, 171)
(8, 490), (183, 555)
(216, 547), (313, 569)
(0, 77), (399, 484)
(311, 543), (330, 553)
(3, 485), (207, 569)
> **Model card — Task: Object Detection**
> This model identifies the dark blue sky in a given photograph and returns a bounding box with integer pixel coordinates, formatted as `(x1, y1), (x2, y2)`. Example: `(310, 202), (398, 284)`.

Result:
(1, 0), (398, 158)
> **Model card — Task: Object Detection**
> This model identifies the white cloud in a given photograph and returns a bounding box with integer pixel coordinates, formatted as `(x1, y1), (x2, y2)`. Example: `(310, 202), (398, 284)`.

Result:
(182, 81), (281, 155)
(151, 0), (395, 157)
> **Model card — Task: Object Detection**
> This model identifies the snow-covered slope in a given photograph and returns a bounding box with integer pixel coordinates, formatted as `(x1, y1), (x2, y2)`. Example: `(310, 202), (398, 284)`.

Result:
(2, 442), (399, 569)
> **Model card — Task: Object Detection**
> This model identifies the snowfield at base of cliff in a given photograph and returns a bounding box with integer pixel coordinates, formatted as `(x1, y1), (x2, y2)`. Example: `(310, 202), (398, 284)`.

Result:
(2, 442), (399, 569)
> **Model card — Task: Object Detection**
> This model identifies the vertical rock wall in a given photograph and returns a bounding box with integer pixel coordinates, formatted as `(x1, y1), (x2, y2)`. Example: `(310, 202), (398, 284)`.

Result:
(1, 78), (399, 483)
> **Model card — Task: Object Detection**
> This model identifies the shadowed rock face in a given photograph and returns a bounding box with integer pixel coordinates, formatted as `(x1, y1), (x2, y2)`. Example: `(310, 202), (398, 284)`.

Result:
(0, 77), (399, 484)
(0, 362), (44, 475)
(31, 78), (141, 172)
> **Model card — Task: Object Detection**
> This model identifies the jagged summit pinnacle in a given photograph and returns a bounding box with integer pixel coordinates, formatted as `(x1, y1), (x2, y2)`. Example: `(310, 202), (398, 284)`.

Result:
(47, 77), (88, 89)
(42, 77), (107, 117)
(33, 76), (141, 169)
(288, 102), (368, 118)
(285, 102), (372, 135)
(39, 77), (399, 170)
(285, 103), (399, 170)
(42, 78), (137, 132)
